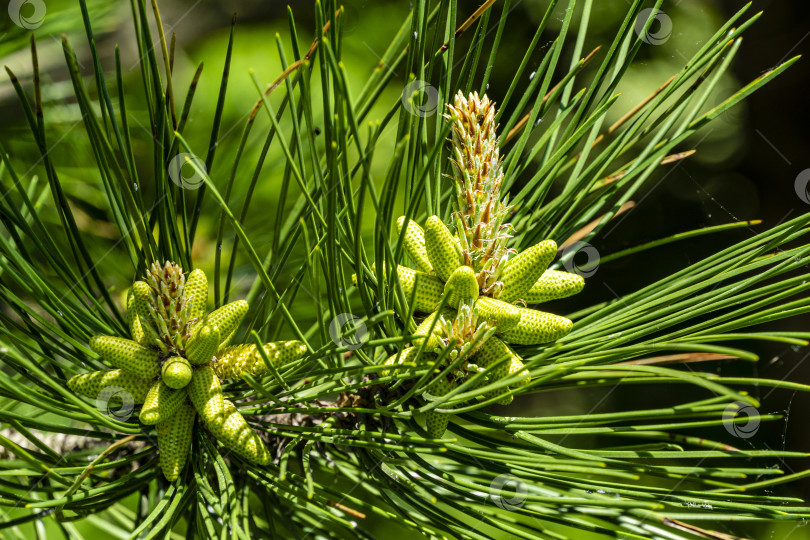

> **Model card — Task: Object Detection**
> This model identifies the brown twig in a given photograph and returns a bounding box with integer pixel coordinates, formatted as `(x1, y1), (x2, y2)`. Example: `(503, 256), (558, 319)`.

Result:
(561, 201), (635, 249)
(593, 150), (697, 189)
(588, 74), (677, 150)
(436, 0), (499, 54)
(327, 500), (367, 519)
(663, 518), (748, 540)
(248, 11), (339, 121)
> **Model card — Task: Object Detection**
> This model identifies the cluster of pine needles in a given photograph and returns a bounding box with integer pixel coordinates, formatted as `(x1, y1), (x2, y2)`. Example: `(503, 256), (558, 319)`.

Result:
(0, 0), (808, 538)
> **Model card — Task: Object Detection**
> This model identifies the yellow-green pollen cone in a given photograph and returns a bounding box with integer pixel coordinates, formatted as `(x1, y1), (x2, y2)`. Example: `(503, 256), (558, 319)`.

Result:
(67, 369), (151, 403)
(424, 215), (463, 281)
(396, 216), (432, 273)
(498, 240), (557, 303)
(140, 381), (186, 425)
(424, 377), (453, 439)
(162, 356), (193, 389)
(126, 287), (148, 346)
(89, 335), (160, 379)
(186, 323), (220, 365)
(157, 401), (196, 482)
(444, 265), (479, 308)
(213, 342), (308, 381)
(67, 262), (308, 480)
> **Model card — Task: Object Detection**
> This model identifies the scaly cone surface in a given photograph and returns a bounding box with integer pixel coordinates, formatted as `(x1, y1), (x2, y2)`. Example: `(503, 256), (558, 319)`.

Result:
(446, 91), (514, 297)
(67, 263), (308, 480)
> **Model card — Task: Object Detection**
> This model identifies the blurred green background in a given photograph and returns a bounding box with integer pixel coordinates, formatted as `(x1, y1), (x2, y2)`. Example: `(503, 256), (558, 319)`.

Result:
(1, 0), (809, 537)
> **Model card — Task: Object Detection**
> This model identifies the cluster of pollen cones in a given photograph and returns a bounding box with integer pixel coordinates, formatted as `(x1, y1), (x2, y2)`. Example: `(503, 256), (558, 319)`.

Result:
(375, 219), (583, 437)
(355, 92), (585, 437)
(68, 262), (307, 481)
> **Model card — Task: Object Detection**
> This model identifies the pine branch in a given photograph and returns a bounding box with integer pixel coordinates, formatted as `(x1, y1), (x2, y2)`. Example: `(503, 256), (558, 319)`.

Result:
(0, 0), (807, 538)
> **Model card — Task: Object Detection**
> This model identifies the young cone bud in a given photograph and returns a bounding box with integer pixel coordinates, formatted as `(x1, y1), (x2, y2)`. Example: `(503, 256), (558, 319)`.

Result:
(162, 356), (193, 389)
(413, 312), (443, 349)
(446, 92), (513, 293)
(380, 347), (420, 377)
(525, 270), (585, 304)
(472, 336), (513, 379)
(186, 323), (221, 365)
(424, 377), (453, 438)
(213, 341), (307, 380)
(499, 240), (557, 303)
(396, 216), (433, 273)
(208, 399), (271, 465)
(187, 366), (225, 427)
(156, 401), (195, 481)
(89, 336), (160, 379)
(425, 411), (449, 439)
(444, 265), (479, 308)
(467, 340), (516, 405)
(130, 281), (153, 324)
(393, 265), (444, 313)
(501, 306), (573, 345)
(140, 380), (186, 425)
(206, 300), (248, 348)
(424, 215), (462, 281)
(126, 288), (148, 345)
(474, 297), (521, 333)
(185, 269), (208, 322)
(507, 355), (531, 388)
(67, 369), (151, 403)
